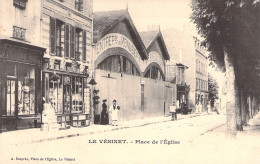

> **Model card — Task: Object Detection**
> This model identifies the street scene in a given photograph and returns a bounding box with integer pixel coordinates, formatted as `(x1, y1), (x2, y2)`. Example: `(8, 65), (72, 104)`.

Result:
(0, 0), (260, 163)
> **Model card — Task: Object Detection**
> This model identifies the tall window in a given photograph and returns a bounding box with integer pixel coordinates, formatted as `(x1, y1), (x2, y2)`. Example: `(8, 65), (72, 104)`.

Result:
(56, 20), (64, 57)
(50, 17), (86, 61)
(75, 0), (83, 11)
(75, 28), (82, 61)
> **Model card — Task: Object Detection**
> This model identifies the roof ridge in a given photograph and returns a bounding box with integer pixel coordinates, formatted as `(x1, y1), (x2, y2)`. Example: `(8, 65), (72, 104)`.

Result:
(93, 9), (127, 14)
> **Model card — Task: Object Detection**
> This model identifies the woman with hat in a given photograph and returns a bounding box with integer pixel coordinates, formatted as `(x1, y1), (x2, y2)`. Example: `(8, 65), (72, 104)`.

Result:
(109, 99), (120, 126)
(101, 99), (108, 125)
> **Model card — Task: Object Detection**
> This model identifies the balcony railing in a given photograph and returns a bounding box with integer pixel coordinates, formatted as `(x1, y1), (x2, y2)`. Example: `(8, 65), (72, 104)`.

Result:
(13, 26), (26, 40)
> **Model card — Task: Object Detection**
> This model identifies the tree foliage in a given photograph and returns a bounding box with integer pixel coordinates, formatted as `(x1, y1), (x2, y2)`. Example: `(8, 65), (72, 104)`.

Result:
(208, 73), (219, 107)
(191, 0), (260, 92)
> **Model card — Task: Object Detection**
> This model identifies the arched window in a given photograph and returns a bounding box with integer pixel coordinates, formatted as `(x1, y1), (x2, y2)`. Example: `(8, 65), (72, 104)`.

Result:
(97, 55), (140, 76)
(144, 66), (163, 80)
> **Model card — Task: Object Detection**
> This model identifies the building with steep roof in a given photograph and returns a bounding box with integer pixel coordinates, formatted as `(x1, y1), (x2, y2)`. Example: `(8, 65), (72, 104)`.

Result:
(92, 9), (174, 122)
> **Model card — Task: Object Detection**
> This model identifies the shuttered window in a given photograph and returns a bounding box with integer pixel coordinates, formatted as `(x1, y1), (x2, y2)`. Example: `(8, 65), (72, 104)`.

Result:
(70, 26), (75, 59)
(65, 24), (70, 58)
(50, 17), (56, 55)
(82, 30), (86, 62)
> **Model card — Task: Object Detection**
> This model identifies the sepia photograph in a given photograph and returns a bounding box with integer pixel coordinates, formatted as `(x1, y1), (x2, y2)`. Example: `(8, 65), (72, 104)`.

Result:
(0, 0), (260, 163)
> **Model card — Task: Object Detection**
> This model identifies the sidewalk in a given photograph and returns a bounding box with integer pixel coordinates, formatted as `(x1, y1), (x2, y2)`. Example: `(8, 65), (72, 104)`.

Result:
(189, 111), (260, 164)
(0, 112), (209, 146)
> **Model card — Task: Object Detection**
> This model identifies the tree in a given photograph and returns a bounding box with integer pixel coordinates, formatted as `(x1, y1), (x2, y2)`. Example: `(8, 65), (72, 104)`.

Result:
(208, 73), (219, 107)
(191, 0), (260, 137)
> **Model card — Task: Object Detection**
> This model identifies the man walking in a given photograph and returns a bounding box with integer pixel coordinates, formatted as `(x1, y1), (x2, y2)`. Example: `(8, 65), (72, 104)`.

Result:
(170, 102), (177, 121)
(109, 100), (120, 126)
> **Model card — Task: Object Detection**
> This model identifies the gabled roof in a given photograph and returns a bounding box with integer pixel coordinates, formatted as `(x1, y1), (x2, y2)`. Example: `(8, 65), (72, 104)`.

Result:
(139, 31), (158, 48)
(93, 9), (148, 59)
(93, 9), (126, 39)
(139, 30), (170, 60)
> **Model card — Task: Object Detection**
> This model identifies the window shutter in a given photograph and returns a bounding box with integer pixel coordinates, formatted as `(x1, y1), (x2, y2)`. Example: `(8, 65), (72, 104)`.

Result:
(70, 25), (75, 59)
(82, 30), (86, 62)
(65, 24), (70, 58)
(50, 17), (56, 55)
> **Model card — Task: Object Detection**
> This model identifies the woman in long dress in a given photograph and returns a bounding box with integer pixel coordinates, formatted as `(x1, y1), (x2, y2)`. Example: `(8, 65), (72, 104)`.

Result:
(101, 99), (108, 125)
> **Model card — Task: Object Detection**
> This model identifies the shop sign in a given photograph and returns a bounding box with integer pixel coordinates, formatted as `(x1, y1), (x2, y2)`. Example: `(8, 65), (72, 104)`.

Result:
(0, 44), (42, 64)
(95, 33), (141, 62)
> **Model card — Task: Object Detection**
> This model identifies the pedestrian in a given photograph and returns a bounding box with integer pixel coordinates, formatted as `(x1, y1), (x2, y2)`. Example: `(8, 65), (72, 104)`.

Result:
(207, 101), (211, 114)
(41, 97), (57, 131)
(101, 99), (108, 125)
(109, 100), (120, 126)
(195, 102), (199, 114)
(170, 102), (177, 121)
(198, 101), (202, 114)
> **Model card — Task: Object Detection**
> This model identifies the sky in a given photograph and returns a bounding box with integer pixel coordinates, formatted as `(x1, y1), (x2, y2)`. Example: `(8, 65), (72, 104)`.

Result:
(93, 0), (193, 31)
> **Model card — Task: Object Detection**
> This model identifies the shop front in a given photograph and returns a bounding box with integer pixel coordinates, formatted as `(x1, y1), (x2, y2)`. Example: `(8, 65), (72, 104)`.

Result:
(42, 60), (90, 128)
(176, 84), (190, 114)
(0, 39), (45, 132)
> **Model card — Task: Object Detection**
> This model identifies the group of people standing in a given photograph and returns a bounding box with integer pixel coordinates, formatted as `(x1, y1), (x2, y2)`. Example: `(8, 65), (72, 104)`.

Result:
(196, 101), (212, 114)
(100, 99), (120, 126)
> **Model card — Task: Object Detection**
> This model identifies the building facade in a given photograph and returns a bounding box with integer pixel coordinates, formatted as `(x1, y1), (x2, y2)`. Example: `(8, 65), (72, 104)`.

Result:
(0, 0), (46, 131)
(163, 26), (209, 113)
(40, 0), (93, 127)
(194, 37), (208, 110)
(92, 9), (174, 122)
(165, 62), (189, 111)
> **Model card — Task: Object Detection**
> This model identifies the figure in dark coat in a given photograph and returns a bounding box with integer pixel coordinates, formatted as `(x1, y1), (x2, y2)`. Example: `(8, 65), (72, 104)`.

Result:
(101, 99), (108, 125)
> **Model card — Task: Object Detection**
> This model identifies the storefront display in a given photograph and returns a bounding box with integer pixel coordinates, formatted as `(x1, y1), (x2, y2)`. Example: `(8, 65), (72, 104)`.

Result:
(0, 39), (45, 132)
(42, 70), (89, 127)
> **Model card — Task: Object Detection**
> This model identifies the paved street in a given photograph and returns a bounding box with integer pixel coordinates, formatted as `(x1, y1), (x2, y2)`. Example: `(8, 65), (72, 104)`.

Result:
(1, 114), (227, 164)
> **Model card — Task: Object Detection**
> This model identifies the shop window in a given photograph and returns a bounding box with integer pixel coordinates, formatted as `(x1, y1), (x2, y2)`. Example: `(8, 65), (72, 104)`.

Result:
(49, 74), (62, 114)
(63, 76), (71, 114)
(75, 0), (83, 11)
(17, 64), (35, 115)
(6, 80), (16, 116)
(71, 77), (83, 113)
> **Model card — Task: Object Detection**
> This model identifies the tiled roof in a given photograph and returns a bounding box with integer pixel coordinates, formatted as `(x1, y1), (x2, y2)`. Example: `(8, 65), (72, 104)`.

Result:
(139, 30), (170, 60)
(139, 31), (159, 48)
(92, 9), (148, 59)
(93, 9), (126, 39)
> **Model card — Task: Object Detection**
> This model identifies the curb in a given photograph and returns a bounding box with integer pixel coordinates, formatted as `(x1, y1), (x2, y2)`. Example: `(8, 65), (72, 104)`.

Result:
(200, 123), (226, 136)
(15, 113), (211, 145)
